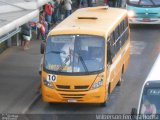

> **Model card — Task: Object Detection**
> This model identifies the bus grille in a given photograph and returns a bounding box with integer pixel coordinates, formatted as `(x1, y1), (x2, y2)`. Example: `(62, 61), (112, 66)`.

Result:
(56, 85), (70, 89)
(136, 13), (158, 18)
(56, 85), (89, 90)
(60, 94), (85, 99)
(74, 86), (89, 89)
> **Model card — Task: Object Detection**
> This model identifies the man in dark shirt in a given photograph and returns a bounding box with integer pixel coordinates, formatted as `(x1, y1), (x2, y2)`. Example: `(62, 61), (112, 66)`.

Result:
(87, 0), (92, 7)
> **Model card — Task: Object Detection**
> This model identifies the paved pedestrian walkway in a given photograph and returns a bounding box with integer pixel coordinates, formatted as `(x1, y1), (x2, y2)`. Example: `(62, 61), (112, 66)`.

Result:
(0, 40), (41, 113)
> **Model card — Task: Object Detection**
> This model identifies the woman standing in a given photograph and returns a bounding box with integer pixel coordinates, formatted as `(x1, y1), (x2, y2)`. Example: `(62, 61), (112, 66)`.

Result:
(21, 22), (32, 50)
(64, 0), (72, 18)
(104, 0), (109, 6)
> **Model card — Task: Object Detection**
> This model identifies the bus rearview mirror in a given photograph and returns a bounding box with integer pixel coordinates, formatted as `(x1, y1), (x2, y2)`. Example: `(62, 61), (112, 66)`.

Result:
(131, 108), (137, 120)
(40, 42), (46, 54)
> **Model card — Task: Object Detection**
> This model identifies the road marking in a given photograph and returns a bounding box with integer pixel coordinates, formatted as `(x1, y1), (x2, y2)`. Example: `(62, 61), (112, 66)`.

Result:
(130, 41), (146, 55)
(21, 93), (41, 114)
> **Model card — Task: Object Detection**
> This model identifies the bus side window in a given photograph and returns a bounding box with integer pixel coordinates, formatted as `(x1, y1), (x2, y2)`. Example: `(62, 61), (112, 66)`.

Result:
(121, 20), (125, 46)
(107, 40), (112, 65)
(107, 33), (114, 64)
(114, 26), (120, 54)
(110, 32), (115, 58)
(121, 17), (129, 46)
(124, 17), (129, 41)
(118, 25), (122, 50)
(119, 22), (124, 45)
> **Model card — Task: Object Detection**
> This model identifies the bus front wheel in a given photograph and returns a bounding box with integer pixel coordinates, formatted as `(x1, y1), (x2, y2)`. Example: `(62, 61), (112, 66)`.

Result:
(117, 67), (124, 86)
(100, 86), (110, 107)
(117, 75), (122, 86)
(100, 100), (107, 107)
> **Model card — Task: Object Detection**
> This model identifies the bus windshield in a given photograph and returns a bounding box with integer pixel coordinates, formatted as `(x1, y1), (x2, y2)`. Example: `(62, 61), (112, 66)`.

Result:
(140, 87), (160, 116)
(44, 35), (105, 74)
(127, 0), (160, 7)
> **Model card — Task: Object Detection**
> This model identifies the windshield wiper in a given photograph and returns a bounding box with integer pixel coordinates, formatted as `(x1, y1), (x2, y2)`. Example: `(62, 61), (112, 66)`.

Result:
(77, 54), (89, 73)
(46, 50), (66, 54)
(57, 54), (70, 72)
(150, 0), (156, 6)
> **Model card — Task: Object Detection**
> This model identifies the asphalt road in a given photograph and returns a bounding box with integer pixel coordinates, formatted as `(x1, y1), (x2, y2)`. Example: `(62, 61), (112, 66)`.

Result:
(0, 25), (160, 119)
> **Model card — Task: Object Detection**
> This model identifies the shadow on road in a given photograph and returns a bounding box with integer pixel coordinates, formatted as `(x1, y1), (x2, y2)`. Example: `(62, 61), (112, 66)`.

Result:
(130, 24), (160, 30)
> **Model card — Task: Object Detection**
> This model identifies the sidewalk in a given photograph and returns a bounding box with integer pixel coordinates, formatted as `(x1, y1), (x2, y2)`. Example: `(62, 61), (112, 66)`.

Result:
(0, 39), (41, 113)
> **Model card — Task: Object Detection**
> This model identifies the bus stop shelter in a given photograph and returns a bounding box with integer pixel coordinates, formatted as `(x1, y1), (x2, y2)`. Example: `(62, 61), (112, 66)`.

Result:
(0, 0), (50, 53)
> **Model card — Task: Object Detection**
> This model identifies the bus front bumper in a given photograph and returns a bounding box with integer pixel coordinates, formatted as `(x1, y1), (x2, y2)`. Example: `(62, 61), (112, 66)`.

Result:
(42, 85), (106, 104)
(129, 18), (160, 24)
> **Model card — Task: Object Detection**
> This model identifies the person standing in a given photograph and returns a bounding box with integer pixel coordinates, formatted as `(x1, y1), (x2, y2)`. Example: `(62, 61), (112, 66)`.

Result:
(116, 0), (122, 7)
(54, 0), (61, 24)
(104, 0), (109, 6)
(37, 11), (48, 40)
(51, 0), (55, 24)
(79, 0), (86, 8)
(64, 0), (72, 18)
(113, 0), (116, 7)
(45, 2), (53, 30)
(87, 0), (92, 7)
(21, 22), (32, 50)
(108, 0), (113, 7)
(77, 0), (80, 7)
(108, 0), (116, 7)
(59, 0), (65, 20)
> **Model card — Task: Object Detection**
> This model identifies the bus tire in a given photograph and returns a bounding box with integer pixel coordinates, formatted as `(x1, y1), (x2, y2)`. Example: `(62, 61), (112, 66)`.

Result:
(117, 67), (124, 86)
(100, 100), (107, 107)
(117, 75), (122, 86)
(100, 86), (109, 107)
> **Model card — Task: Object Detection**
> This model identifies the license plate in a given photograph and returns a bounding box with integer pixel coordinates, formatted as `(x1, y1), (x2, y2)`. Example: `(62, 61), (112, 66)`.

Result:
(68, 99), (77, 103)
(143, 18), (151, 22)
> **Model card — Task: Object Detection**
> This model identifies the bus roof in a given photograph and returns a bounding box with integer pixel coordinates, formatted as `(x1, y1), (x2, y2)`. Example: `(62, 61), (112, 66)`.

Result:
(145, 54), (160, 82)
(49, 6), (127, 37)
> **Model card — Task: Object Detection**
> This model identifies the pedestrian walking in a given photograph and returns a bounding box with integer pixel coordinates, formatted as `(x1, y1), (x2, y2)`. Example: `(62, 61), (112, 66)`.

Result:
(64, 0), (72, 18)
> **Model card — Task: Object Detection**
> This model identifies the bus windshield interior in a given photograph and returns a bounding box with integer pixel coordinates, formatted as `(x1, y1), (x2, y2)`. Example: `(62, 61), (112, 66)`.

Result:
(127, 0), (160, 7)
(140, 87), (160, 116)
(44, 35), (105, 74)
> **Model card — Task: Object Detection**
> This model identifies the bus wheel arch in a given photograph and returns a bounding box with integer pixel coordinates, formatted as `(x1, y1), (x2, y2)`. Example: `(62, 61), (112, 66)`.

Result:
(117, 65), (124, 86)
(100, 83), (110, 107)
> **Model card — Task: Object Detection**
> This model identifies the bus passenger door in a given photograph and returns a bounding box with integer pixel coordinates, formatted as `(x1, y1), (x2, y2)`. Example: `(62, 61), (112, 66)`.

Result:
(106, 41), (113, 94)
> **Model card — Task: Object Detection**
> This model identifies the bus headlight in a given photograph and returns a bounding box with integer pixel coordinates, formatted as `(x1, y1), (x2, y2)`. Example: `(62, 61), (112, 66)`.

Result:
(91, 79), (103, 89)
(128, 10), (135, 17)
(44, 79), (54, 89)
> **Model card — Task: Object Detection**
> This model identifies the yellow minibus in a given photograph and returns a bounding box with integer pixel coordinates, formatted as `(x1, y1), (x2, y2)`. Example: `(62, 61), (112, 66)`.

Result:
(40, 6), (130, 106)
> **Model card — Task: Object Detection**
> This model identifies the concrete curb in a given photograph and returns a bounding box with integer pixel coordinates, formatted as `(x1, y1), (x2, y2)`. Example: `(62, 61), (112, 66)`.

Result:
(21, 93), (41, 114)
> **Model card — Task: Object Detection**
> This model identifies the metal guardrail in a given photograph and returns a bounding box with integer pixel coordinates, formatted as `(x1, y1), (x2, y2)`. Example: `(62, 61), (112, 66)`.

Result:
(0, 27), (21, 44)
